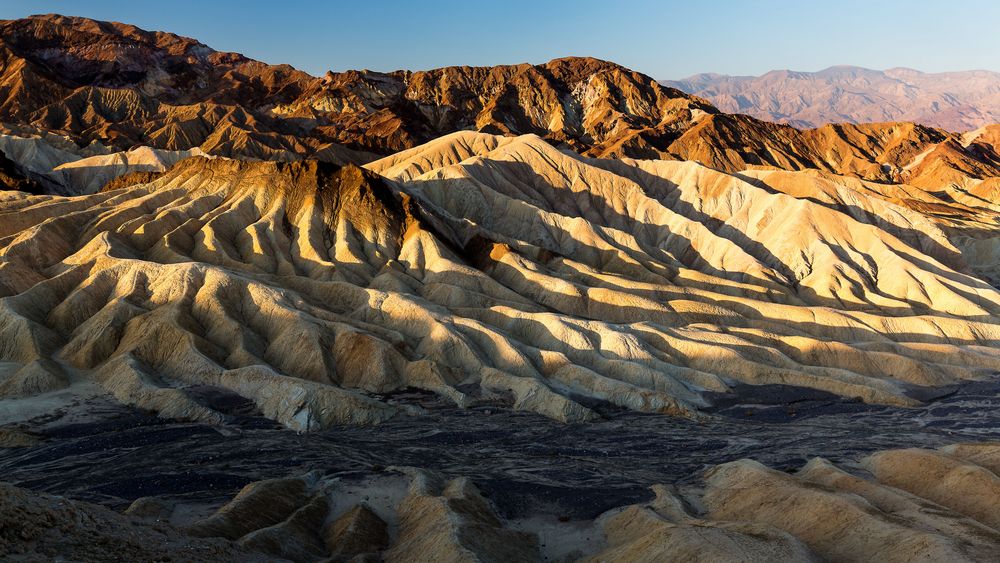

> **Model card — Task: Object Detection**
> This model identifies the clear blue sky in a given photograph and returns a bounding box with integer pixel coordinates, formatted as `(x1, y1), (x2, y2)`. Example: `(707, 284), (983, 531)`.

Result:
(2, 0), (998, 78)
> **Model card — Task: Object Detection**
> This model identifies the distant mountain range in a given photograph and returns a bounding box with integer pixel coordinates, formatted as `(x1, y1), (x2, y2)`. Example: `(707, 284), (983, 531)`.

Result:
(664, 66), (1000, 132)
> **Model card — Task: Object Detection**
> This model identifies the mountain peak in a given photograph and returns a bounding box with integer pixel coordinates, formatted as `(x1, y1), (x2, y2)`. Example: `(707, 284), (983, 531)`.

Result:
(0, 15), (713, 161)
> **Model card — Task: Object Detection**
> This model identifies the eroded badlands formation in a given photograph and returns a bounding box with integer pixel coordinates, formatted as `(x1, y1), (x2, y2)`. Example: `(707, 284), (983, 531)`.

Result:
(1, 11), (999, 563)
(1, 131), (999, 429)
(4, 443), (1000, 562)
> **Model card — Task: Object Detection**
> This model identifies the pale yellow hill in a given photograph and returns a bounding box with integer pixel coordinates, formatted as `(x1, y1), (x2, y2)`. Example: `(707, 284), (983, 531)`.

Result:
(1, 132), (999, 428)
(53, 145), (208, 194)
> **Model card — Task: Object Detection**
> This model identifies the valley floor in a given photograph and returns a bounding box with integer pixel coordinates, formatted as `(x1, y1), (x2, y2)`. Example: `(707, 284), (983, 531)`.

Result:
(2, 378), (999, 561)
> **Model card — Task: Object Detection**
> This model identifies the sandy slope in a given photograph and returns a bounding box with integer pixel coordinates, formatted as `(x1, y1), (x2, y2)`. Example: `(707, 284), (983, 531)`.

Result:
(0, 133), (211, 195)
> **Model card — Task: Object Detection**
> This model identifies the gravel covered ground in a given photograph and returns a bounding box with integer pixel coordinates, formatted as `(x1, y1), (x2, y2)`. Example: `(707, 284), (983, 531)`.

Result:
(2, 378), (999, 520)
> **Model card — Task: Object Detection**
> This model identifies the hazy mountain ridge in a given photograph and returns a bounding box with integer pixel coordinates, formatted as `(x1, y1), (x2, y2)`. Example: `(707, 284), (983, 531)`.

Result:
(664, 65), (1000, 131)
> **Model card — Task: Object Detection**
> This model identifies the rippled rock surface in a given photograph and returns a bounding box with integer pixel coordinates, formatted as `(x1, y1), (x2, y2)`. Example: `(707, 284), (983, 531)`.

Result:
(2, 132), (1000, 430)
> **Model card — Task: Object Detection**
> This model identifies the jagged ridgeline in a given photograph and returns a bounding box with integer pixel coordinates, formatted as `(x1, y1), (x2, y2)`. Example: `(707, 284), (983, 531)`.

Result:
(3, 131), (1000, 429)
(6, 13), (1000, 193)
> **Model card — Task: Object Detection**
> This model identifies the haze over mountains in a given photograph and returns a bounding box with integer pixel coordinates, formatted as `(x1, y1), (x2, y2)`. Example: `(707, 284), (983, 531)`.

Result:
(665, 66), (1000, 131)
(3, 13), (1000, 562)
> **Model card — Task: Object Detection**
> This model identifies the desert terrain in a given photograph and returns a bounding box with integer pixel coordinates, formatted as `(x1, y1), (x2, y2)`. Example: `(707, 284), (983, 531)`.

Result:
(1, 13), (999, 562)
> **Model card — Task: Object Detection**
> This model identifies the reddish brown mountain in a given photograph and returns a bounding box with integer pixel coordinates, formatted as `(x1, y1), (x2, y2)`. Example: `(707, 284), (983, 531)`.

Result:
(2, 14), (1000, 191)
(0, 14), (722, 162)
(0, 14), (340, 161)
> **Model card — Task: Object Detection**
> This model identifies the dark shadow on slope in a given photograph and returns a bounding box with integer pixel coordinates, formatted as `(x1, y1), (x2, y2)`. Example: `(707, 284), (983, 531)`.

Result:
(431, 162), (1000, 317)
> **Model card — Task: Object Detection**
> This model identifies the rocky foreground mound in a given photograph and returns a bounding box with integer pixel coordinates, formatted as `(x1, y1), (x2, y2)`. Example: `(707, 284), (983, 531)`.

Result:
(1, 131), (999, 428)
(2, 443), (999, 561)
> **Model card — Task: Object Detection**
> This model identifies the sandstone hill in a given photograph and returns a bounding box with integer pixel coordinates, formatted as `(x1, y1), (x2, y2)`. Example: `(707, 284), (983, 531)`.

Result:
(3, 442), (999, 561)
(0, 131), (210, 194)
(665, 66), (1000, 131)
(2, 131), (999, 428)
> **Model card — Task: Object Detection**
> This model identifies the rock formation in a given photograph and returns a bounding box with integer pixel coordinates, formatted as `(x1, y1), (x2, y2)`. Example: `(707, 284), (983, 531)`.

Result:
(0, 132), (206, 195)
(1, 131), (999, 428)
(698, 447), (1000, 562)
(0, 14), (709, 163)
(0, 482), (266, 561)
